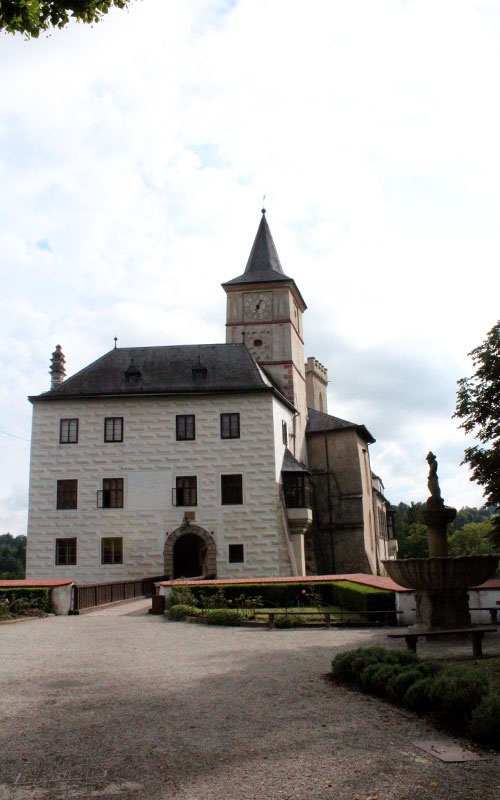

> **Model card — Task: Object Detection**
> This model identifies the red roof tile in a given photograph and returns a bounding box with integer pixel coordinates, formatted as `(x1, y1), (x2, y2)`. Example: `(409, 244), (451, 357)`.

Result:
(0, 579), (74, 588)
(158, 573), (412, 593)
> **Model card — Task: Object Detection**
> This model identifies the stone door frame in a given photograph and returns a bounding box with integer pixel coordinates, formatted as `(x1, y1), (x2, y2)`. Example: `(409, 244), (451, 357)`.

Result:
(164, 524), (216, 579)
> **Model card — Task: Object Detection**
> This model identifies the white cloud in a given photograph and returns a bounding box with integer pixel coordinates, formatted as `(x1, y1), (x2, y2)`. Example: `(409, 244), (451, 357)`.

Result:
(1, 0), (499, 534)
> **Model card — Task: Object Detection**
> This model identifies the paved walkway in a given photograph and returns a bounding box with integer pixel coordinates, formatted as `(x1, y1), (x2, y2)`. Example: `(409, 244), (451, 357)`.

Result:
(1, 600), (500, 800)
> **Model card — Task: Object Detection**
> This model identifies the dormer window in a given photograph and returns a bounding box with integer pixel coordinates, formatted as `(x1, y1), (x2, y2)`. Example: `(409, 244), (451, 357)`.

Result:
(192, 366), (208, 381)
(124, 359), (141, 384)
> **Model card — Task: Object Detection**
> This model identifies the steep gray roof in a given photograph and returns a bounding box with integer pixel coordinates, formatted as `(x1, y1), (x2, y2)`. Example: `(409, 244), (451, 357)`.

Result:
(307, 408), (375, 444)
(222, 212), (307, 308)
(281, 448), (309, 473)
(30, 343), (289, 402)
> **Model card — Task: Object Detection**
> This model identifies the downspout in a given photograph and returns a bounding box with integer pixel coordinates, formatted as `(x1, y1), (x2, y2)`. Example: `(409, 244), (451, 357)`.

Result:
(324, 431), (336, 573)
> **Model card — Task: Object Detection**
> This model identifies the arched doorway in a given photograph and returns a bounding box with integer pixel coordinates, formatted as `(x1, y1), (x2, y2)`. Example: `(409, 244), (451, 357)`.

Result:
(164, 524), (216, 580)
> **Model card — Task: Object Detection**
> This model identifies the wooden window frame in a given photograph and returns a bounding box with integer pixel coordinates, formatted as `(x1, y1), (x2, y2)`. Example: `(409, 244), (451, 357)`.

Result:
(99, 478), (124, 509)
(56, 479), (78, 510)
(101, 537), (123, 565)
(60, 418), (79, 444)
(220, 413), (240, 439)
(174, 476), (197, 506)
(55, 537), (77, 565)
(176, 414), (195, 441)
(221, 474), (243, 505)
(104, 417), (123, 443)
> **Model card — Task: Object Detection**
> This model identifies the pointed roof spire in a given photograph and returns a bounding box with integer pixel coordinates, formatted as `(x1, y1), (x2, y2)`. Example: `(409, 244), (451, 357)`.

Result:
(222, 210), (294, 286)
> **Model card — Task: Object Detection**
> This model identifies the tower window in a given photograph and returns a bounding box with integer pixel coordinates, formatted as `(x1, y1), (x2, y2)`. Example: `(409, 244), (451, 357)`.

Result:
(253, 339), (262, 347)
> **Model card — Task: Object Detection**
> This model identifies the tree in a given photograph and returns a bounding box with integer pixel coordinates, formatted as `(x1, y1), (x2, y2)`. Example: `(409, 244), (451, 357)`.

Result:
(0, 533), (26, 578)
(0, 0), (131, 38)
(455, 320), (500, 511)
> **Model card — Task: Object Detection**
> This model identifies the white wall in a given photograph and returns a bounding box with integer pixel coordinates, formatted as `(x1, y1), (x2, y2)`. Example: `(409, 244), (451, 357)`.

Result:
(26, 391), (294, 584)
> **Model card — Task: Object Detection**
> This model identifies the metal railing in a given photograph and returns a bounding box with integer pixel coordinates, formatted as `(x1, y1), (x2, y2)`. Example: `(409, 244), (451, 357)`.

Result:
(73, 575), (168, 613)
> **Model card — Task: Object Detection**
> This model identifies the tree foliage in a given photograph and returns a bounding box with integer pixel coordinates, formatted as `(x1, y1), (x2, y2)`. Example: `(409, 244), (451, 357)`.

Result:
(0, 0), (131, 38)
(455, 320), (500, 509)
(0, 533), (26, 579)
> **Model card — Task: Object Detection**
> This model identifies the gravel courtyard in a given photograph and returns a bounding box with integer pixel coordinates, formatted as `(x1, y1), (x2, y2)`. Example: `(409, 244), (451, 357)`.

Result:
(1, 600), (500, 800)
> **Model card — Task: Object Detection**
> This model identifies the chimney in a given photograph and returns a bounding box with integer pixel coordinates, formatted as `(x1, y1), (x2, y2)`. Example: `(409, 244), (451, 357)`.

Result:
(50, 345), (66, 389)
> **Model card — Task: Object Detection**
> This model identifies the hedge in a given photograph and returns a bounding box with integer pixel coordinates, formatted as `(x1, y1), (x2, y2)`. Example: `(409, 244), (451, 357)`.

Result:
(0, 588), (51, 614)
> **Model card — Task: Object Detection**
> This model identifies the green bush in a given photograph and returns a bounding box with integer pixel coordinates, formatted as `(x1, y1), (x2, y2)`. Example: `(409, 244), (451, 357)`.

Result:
(403, 677), (436, 712)
(205, 609), (244, 626)
(273, 614), (303, 628)
(169, 587), (199, 607)
(0, 588), (50, 616)
(181, 580), (395, 612)
(168, 604), (200, 620)
(430, 670), (488, 722)
(469, 693), (500, 748)
(386, 661), (442, 704)
(360, 663), (402, 695)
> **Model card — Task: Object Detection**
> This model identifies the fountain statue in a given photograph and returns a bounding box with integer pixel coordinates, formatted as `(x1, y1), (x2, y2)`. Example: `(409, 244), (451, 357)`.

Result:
(383, 453), (499, 630)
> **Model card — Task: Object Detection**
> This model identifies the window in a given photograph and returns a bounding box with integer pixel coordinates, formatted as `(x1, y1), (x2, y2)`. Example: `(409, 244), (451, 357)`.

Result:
(55, 537), (77, 565)
(57, 479), (77, 510)
(282, 473), (311, 508)
(60, 419), (78, 444)
(99, 478), (124, 509)
(101, 537), (123, 564)
(228, 544), (244, 563)
(220, 413), (240, 439)
(282, 420), (288, 446)
(104, 417), (123, 442)
(176, 414), (195, 441)
(174, 476), (197, 506)
(221, 474), (243, 505)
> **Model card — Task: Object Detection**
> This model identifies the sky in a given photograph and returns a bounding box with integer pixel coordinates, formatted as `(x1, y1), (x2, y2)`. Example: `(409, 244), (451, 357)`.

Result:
(1, 0), (500, 536)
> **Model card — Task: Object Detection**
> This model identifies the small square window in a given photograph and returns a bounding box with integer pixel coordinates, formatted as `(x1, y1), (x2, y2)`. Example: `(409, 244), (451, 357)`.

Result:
(99, 478), (124, 509)
(221, 474), (243, 505)
(55, 537), (77, 565)
(101, 537), (123, 564)
(176, 415), (195, 441)
(60, 419), (78, 444)
(228, 544), (244, 563)
(104, 417), (123, 443)
(174, 476), (197, 506)
(57, 479), (78, 510)
(221, 413), (240, 439)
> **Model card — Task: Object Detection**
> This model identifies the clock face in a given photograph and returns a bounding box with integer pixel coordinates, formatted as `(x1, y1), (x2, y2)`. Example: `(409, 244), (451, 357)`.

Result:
(243, 292), (272, 320)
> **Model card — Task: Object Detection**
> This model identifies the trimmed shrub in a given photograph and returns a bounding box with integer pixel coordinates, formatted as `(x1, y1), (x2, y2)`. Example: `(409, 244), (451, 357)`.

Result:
(430, 670), (488, 723)
(387, 661), (442, 704)
(205, 609), (244, 626)
(403, 677), (436, 712)
(360, 663), (402, 695)
(168, 604), (200, 620)
(274, 614), (303, 628)
(469, 693), (500, 749)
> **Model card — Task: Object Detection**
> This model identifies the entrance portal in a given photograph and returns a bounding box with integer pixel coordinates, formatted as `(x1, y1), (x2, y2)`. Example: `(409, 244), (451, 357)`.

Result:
(173, 533), (207, 579)
(164, 524), (216, 580)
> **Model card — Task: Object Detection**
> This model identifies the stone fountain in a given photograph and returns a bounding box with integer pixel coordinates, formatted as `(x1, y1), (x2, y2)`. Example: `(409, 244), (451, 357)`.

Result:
(383, 452), (499, 630)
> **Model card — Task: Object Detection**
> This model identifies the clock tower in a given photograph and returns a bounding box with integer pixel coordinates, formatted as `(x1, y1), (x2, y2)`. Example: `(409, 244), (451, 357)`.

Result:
(222, 210), (308, 461)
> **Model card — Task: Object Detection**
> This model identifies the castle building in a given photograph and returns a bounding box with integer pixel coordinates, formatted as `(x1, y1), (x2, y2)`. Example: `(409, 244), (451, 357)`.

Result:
(25, 211), (395, 584)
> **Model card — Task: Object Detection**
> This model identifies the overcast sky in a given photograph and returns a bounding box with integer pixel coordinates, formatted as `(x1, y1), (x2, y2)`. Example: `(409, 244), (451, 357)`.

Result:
(1, 0), (500, 536)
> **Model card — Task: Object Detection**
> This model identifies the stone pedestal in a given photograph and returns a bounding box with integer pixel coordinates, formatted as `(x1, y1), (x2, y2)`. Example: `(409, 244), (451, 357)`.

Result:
(415, 588), (470, 629)
(416, 505), (456, 557)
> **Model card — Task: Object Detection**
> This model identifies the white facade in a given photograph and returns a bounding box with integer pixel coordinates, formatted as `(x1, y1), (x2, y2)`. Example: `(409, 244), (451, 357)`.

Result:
(26, 390), (299, 583)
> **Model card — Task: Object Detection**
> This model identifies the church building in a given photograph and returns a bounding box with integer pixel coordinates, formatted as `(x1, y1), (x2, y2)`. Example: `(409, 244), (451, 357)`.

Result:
(25, 212), (395, 584)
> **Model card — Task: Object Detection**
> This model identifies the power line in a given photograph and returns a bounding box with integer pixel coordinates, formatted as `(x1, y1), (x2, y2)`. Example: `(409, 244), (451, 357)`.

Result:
(0, 430), (30, 443)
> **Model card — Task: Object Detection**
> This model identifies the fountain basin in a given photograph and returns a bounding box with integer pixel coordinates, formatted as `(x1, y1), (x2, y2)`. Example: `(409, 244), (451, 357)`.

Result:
(383, 555), (499, 591)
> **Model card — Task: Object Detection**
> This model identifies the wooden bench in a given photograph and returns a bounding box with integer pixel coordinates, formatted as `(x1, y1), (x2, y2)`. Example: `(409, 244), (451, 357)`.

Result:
(388, 626), (497, 657)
